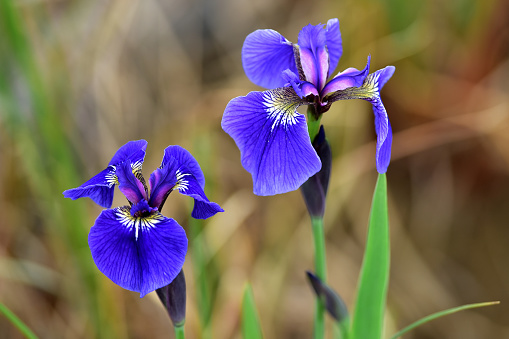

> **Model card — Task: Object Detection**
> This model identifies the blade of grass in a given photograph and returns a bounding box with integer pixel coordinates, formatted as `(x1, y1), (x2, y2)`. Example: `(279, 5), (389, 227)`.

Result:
(390, 301), (500, 339)
(241, 284), (263, 339)
(350, 173), (390, 339)
(0, 303), (39, 339)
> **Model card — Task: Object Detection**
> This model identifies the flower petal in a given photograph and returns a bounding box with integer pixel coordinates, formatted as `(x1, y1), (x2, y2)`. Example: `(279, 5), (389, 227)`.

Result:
(109, 140), (148, 166)
(161, 146), (205, 189)
(325, 18), (342, 78)
(88, 207), (188, 298)
(174, 174), (224, 219)
(116, 161), (148, 204)
(282, 69), (318, 98)
(222, 87), (321, 195)
(63, 167), (116, 208)
(297, 24), (329, 90)
(242, 29), (297, 89)
(321, 56), (370, 97)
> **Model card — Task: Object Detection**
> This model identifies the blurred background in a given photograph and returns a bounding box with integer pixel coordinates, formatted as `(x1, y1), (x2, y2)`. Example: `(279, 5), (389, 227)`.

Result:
(0, 0), (508, 338)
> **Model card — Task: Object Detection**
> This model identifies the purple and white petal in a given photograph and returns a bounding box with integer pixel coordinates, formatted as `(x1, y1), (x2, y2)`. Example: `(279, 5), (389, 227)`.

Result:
(116, 161), (147, 204)
(297, 24), (329, 90)
(222, 87), (321, 196)
(89, 207), (187, 297)
(109, 140), (148, 166)
(322, 57), (371, 97)
(161, 146), (205, 189)
(325, 19), (342, 78)
(242, 29), (297, 89)
(173, 173), (224, 219)
(63, 167), (117, 208)
(375, 65), (395, 91)
(375, 118), (392, 174)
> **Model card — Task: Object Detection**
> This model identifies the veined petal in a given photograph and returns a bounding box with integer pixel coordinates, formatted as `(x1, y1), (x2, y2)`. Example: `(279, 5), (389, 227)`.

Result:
(282, 69), (318, 98)
(321, 56), (370, 97)
(88, 207), (187, 297)
(324, 66), (395, 173)
(161, 146), (205, 189)
(63, 167), (117, 208)
(325, 18), (342, 78)
(148, 159), (178, 209)
(109, 140), (148, 166)
(173, 173), (224, 219)
(297, 24), (329, 90)
(116, 161), (148, 204)
(242, 29), (297, 89)
(222, 87), (321, 195)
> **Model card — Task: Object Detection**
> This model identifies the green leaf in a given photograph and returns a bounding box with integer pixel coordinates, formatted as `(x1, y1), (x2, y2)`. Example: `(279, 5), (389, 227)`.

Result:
(242, 284), (263, 339)
(0, 303), (39, 339)
(350, 173), (390, 339)
(390, 301), (500, 339)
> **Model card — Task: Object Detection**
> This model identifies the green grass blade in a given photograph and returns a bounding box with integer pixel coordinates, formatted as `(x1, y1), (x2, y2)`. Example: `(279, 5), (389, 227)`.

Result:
(241, 284), (263, 339)
(390, 301), (500, 339)
(0, 303), (39, 339)
(350, 173), (390, 339)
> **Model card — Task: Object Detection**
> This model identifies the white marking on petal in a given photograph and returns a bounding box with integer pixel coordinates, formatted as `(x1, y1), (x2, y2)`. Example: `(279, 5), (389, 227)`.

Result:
(105, 166), (118, 187)
(174, 168), (191, 192)
(115, 207), (164, 241)
(262, 88), (301, 131)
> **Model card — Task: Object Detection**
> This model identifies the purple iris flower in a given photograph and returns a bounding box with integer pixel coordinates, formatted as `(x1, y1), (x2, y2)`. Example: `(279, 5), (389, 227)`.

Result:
(222, 19), (395, 196)
(64, 141), (223, 297)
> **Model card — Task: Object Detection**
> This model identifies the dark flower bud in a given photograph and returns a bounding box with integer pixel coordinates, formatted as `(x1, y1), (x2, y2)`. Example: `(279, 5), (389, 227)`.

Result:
(300, 125), (331, 218)
(156, 269), (186, 327)
(306, 271), (348, 323)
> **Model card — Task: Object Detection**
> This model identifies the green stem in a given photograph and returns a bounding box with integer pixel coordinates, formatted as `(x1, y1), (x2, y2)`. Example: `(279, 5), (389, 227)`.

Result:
(0, 303), (39, 339)
(307, 107), (322, 142)
(311, 216), (327, 339)
(174, 325), (185, 339)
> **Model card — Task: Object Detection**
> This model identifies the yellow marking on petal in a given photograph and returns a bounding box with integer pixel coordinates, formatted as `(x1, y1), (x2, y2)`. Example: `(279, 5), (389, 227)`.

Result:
(262, 87), (302, 131)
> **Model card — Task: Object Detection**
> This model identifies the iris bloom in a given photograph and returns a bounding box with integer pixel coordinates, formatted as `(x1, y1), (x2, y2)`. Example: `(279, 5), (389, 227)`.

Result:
(64, 141), (223, 297)
(222, 19), (395, 196)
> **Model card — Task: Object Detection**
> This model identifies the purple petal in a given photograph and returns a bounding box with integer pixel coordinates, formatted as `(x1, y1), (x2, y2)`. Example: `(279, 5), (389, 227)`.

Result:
(222, 87), (321, 195)
(325, 19), (342, 78)
(376, 119), (392, 174)
(282, 69), (318, 98)
(89, 207), (188, 297)
(322, 57), (371, 97)
(148, 160), (178, 209)
(376, 65), (395, 91)
(297, 24), (329, 90)
(109, 140), (148, 166)
(63, 167), (116, 208)
(116, 161), (147, 204)
(242, 29), (297, 89)
(173, 174), (224, 219)
(161, 146), (205, 189)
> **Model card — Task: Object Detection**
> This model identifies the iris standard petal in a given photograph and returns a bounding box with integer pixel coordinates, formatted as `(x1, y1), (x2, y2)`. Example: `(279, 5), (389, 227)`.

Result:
(63, 167), (116, 208)
(173, 173), (224, 219)
(148, 160), (178, 209)
(242, 29), (297, 89)
(161, 145), (205, 189)
(297, 24), (329, 90)
(88, 207), (188, 298)
(109, 140), (148, 166)
(322, 57), (371, 97)
(222, 87), (321, 195)
(116, 161), (148, 204)
(325, 18), (342, 78)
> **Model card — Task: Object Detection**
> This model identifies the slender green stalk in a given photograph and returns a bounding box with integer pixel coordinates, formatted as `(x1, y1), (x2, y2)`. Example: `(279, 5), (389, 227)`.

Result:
(307, 107), (322, 142)
(189, 216), (212, 339)
(0, 303), (39, 339)
(390, 301), (500, 339)
(311, 216), (327, 339)
(174, 325), (185, 339)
